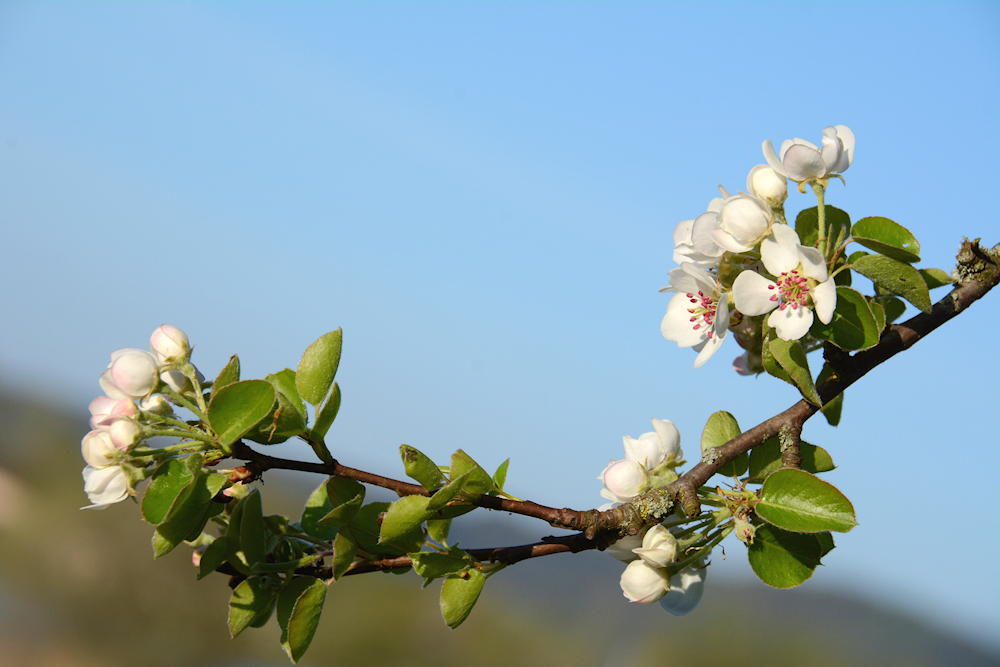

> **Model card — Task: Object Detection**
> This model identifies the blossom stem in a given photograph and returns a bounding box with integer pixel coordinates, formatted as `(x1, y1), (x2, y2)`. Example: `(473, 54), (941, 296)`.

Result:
(812, 182), (828, 258)
(161, 385), (208, 422)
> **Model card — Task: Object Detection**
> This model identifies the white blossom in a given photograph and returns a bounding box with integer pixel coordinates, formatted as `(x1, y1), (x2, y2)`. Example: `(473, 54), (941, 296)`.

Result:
(620, 559), (669, 604)
(660, 263), (730, 368)
(763, 125), (855, 183)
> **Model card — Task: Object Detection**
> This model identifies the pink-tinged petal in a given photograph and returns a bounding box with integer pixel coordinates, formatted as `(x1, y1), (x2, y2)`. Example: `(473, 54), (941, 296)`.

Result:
(762, 140), (784, 175)
(781, 144), (826, 182)
(602, 460), (645, 499)
(768, 304), (814, 341)
(733, 271), (779, 316)
(733, 353), (754, 376)
(798, 246), (829, 281)
(760, 224), (802, 275)
(812, 279), (837, 324)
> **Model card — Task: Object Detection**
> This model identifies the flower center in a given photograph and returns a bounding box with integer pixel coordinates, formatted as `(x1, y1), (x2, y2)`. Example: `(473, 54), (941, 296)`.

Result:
(768, 268), (810, 310)
(686, 291), (718, 337)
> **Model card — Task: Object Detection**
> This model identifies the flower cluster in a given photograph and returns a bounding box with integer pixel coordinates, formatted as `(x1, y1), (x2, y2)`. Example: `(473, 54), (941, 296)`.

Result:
(598, 419), (708, 614)
(661, 125), (854, 369)
(81, 325), (201, 509)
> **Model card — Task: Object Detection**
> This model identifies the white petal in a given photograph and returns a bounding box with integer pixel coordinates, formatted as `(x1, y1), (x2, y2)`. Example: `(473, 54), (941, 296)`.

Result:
(624, 432), (667, 469)
(762, 140), (785, 175)
(781, 144), (826, 182)
(798, 245), (829, 281)
(834, 125), (855, 171)
(659, 562), (708, 616)
(812, 279), (837, 324)
(760, 224), (802, 275)
(690, 211), (725, 257)
(710, 229), (753, 253)
(673, 219), (695, 246)
(768, 305), (814, 341)
(621, 560), (669, 604)
(661, 295), (708, 348)
(732, 271), (779, 316)
(651, 419), (681, 461)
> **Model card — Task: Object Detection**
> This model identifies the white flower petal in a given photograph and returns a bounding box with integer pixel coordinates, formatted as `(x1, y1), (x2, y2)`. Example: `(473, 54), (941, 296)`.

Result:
(659, 561), (708, 616)
(732, 271), (779, 316)
(761, 224), (803, 275)
(780, 144), (827, 182)
(812, 279), (837, 324)
(651, 419), (681, 462)
(621, 560), (669, 604)
(768, 304), (814, 341)
(798, 245), (829, 282)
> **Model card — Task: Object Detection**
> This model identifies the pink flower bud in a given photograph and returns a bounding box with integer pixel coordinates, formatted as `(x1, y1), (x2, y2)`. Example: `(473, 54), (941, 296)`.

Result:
(601, 460), (646, 501)
(108, 417), (141, 451)
(150, 324), (191, 364)
(81, 430), (118, 468)
(100, 349), (158, 400)
(140, 395), (172, 416)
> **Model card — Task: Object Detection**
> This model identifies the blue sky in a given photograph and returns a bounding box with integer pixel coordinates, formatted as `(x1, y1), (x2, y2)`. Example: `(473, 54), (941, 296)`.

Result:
(1, 1), (998, 653)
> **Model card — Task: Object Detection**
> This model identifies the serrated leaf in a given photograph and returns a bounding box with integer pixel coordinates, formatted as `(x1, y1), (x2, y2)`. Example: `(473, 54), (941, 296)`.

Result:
(278, 576), (327, 664)
(379, 495), (432, 546)
(767, 338), (821, 406)
(213, 355), (240, 392)
(142, 459), (192, 525)
(450, 450), (497, 497)
(809, 286), (881, 351)
(700, 411), (746, 477)
(440, 569), (486, 629)
(746, 436), (835, 484)
(310, 382), (341, 441)
(851, 216), (921, 263)
(920, 267), (954, 290)
(331, 532), (357, 580)
(401, 445), (447, 491)
(316, 477), (365, 527)
(757, 469), (857, 533)
(296, 329), (343, 406)
(207, 380), (277, 446)
(747, 523), (822, 588)
(852, 254), (931, 313)
(427, 518), (452, 544)
(299, 478), (341, 541)
(492, 459), (510, 491)
(795, 205), (851, 249)
(198, 536), (228, 580)
(229, 576), (278, 638)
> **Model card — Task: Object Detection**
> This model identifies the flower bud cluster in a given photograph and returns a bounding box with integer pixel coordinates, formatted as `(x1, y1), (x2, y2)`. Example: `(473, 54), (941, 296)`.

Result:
(81, 325), (201, 509)
(661, 125), (853, 369)
(598, 419), (683, 503)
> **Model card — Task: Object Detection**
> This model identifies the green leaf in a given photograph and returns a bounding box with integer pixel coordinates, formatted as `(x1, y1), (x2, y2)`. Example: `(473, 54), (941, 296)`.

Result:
(757, 469), (857, 533)
(920, 267), (954, 290)
(197, 537), (228, 580)
(492, 459), (510, 491)
(266, 368), (308, 422)
(427, 518), (452, 544)
(296, 329), (343, 406)
(316, 477), (365, 527)
(700, 411), (746, 477)
(379, 495), (432, 546)
(761, 325), (794, 387)
(310, 382), (341, 441)
(747, 523), (822, 588)
(852, 254), (932, 313)
(241, 490), (267, 569)
(207, 380), (277, 446)
(450, 450), (497, 497)
(412, 548), (471, 588)
(795, 205), (851, 249)
(213, 355), (241, 392)
(440, 569), (486, 629)
(331, 532), (357, 580)
(867, 298), (886, 334)
(746, 437), (836, 484)
(152, 456), (227, 558)
(229, 576), (278, 638)
(816, 532), (836, 558)
(299, 478), (341, 541)
(426, 472), (468, 513)
(277, 576), (327, 664)
(346, 502), (400, 555)
(244, 388), (308, 445)
(767, 338), (821, 406)
(815, 364), (843, 427)
(851, 216), (921, 263)
(400, 445), (447, 491)
(809, 286), (881, 351)
(880, 296), (908, 325)
(142, 459), (192, 525)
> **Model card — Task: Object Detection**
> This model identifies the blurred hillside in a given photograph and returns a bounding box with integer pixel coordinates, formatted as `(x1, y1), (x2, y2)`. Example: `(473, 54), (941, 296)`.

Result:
(0, 390), (996, 667)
